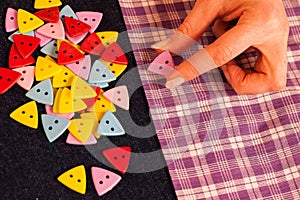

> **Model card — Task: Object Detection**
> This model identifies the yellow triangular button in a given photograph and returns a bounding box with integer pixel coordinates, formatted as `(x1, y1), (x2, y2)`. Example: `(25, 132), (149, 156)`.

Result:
(101, 60), (127, 78)
(35, 56), (62, 81)
(71, 76), (97, 99)
(68, 119), (94, 143)
(10, 101), (38, 129)
(72, 98), (87, 113)
(56, 87), (73, 114)
(57, 165), (86, 195)
(89, 93), (116, 113)
(53, 87), (63, 113)
(96, 31), (118, 47)
(18, 9), (44, 33)
(80, 112), (105, 139)
(52, 66), (76, 88)
(34, 0), (62, 9)
(57, 40), (85, 54)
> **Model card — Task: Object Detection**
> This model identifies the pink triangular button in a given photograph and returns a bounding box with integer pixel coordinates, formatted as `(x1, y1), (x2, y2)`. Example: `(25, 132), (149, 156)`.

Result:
(91, 167), (121, 196)
(76, 11), (103, 33)
(103, 85), (129, 110)
(148, 51), (174, 76)
(35, 30), (52, 47)
(36, 19), (65, 40)
(45, 105), (75, 119)
(66, 133), (97, 145)
(5, 8), (18, 32)
(66, 55), (91, 80)
(12, 66), (35, 90)
(77, 55), (91, 80)
(66, 32), (87, 45)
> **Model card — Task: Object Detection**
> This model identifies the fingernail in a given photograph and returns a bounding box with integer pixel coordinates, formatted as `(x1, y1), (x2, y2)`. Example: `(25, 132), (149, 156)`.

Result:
(165, 76), (185, 89)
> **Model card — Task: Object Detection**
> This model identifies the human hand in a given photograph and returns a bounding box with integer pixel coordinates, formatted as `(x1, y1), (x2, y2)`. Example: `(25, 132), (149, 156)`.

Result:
(151, 0), (289, 95)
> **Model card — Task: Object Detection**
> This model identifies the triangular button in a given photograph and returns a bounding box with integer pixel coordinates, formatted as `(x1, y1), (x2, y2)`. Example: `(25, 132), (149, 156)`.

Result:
(66, 55), (91, 80)
(26, 79), (54, 105)
(76, 11), (103, 33)
(10, 101), (38, 129)
(57, 40), (84, 54)
(57, 41), (85, 65)
(41, 114), (70, 143)
(5, 8), (18, 32)
(68, 119), (94, 143)
(71, 76), (97, 99)
(34, 0), (62, 9)
(0, 67), (21, 95)
(148, 51), (174, 76)
(101, 42), (128, 65)
(34, 7), (60, 23)
(9, 44), (35, 68)
(91, 167), (121, 196)
(66, 133), (97, 145)
(88, 60), (116, 84)
(64, 16), (91, 38)
(90, 93), (116, 113)
(60, 5), (78, 20)
(13, 66), (35, 90)
(80, 33), (105, 56)
(17, 9), (44, 33)
(36, 20), (65, 40)
(8, 30), (35, 43)
(96, 31), (118, 47)
(102, 147), (131, 174)
(55, 87), (73, 114)
(35, 56), (62, 81)
(13, 34), (41, 59)
(40, 40), (59, 58)
(97, 111), (125, 136)
(52, 65), (75, 88)
(103, 86), (129, 110)
(57, 165), (86, 195)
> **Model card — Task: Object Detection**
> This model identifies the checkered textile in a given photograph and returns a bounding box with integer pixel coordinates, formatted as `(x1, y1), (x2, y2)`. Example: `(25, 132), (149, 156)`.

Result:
(119, 0), (300, 199)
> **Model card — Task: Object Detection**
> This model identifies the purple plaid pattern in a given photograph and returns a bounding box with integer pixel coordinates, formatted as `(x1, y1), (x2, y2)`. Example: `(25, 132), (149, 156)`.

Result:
(119, 0), (300, 199)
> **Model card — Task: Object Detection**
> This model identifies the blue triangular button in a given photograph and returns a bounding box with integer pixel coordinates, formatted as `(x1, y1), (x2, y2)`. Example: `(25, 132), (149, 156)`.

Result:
(97, 111), (125, 136)
(60, 5), (78, 20)
(8, 30), (35, 42)
(41, 40), (58, 59)
(26, 79), (54, 105)
(41, 114), (71, 143)
(88, 60), (116, 84)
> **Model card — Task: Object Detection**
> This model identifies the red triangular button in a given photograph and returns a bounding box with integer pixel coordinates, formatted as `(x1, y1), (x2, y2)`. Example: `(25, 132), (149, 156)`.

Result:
(101, 42), (128, 65)
(34, 7), (60, 23)
(80, 33), (105, 56)
(13, 34), (41, 59)
(9, 45), (35, 68)
(0, 67), (22, 94)
(57, 41), (85, 65)
(102, 146), (131, 174)
(64, 16), (91, 37)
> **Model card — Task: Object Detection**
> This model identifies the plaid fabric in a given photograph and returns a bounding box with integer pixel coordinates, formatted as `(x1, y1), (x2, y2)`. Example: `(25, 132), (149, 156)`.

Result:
(119, 0), (300, 199)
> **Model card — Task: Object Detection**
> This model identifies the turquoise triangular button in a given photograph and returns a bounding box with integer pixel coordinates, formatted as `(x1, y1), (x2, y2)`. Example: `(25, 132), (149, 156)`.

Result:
(60, 5), (78, 20)
(97, 111), (125, 136)
(25, 79), (54, 105)
(41, 40), (58, 59)
(88, 60), (116, 84)
(41, 114), (70, 143)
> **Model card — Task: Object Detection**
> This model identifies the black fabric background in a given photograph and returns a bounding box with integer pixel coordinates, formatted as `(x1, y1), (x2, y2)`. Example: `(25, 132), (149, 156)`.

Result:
(0, 0), (177, 199)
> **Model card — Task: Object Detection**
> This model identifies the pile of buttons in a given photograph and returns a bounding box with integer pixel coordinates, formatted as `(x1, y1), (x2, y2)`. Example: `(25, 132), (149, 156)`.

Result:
(1, 0), (132, 196)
